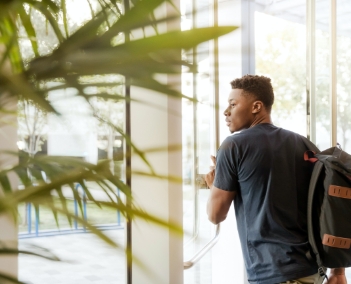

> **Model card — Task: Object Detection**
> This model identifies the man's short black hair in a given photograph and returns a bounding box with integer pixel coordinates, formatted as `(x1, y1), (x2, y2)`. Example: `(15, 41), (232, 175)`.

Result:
(230, 75), (274, 111)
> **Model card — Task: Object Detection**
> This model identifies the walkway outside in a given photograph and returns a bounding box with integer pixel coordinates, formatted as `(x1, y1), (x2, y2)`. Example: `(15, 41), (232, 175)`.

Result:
(19, 230), (126, 284)
(19, 227), (213, 284)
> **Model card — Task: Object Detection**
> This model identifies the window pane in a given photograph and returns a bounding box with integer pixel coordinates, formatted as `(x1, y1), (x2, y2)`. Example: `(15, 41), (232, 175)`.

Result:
(17, 1), (127, 283)
(337, 0), (351, 153)
(337, 0), (351, 280)
(255, 10), (307, 136)
(182, 0), (214, 283)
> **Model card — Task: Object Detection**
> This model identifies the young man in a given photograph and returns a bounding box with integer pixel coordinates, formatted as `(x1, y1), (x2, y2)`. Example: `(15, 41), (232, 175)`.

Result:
(205, 75), (347, 284)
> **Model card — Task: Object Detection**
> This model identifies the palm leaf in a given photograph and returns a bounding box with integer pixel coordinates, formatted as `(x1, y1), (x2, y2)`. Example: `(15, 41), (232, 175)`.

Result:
(0, 73), (58, 113)
(37, 0), (60, 13)
(61, 0), (69, 38)
(30, 2), (64, 43)
(0, 247), (60, 261)
(40, 9), (109, 57)
(0, 149), (182, 233)
(55, 186), (73, 227)
(27, 26), (235, 79)
(18, 5), (39, 57)
(112, 26), (237, 54)
(99, 0), (165, 43)
(0, 172), (12, 193)
(0, 15), (24, 73)
(0, 273), (25, 284)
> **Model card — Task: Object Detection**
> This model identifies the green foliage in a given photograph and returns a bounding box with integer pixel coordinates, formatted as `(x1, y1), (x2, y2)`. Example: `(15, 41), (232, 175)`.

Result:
(0, 0), (238, 282)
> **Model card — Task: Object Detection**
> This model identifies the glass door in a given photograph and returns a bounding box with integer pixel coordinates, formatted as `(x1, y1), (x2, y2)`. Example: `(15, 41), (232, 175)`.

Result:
(17, 2), (127, 283)
(182, 0), (217, 283)
(255, 0), (351, 281)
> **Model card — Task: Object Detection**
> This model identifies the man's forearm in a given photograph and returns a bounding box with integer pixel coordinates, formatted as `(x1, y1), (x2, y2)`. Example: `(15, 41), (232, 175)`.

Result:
(329, 268), (345, 275)
(206, 185), (236, 224)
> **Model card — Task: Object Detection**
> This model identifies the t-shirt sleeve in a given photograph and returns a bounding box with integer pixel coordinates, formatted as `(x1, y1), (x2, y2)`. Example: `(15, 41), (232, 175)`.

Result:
(213, 137), (240, 192)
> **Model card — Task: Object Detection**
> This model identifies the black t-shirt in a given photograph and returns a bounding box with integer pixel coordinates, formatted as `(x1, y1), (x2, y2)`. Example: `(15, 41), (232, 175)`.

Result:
(213, 123), (318, 284)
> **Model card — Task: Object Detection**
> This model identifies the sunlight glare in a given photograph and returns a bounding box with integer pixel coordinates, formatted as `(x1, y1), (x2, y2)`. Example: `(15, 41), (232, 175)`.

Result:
(66, 0), (96, 26)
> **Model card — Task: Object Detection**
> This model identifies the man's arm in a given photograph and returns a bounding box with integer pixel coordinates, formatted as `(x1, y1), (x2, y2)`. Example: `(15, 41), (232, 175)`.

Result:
(205, 155), (236, 225)
(206, 184), (236, 224)
(326, 268), (347, 284)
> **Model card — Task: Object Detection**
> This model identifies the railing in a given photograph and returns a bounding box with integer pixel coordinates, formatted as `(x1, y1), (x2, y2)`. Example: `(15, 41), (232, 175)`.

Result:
(184, 173), (221, 270)
(18, 184), (123, 238)
(184, 224), (220, 269)
(20, 176), (220, 269)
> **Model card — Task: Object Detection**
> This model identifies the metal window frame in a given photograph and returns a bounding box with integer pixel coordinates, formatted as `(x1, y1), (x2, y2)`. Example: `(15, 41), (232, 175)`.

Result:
(306, 0), (316, 143)
(307, 0), (338, 146)
(241, 0), (256, 76)
(123, 0), (132, 283)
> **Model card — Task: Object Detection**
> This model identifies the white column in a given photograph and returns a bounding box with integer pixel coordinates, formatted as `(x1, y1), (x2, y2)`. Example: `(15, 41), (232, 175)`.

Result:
(0, 96), (19, 282)
(130, 2), (182, 283)
(0, 46), (19, 283)
(130, 84), (183, 284)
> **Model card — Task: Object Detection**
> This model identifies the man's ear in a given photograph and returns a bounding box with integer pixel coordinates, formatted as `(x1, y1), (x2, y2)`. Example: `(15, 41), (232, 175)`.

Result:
(252, 101), (263, 114)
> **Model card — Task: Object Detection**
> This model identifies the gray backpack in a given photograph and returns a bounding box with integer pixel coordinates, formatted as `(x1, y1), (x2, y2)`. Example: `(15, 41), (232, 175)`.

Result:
(304, 141), (351, 277)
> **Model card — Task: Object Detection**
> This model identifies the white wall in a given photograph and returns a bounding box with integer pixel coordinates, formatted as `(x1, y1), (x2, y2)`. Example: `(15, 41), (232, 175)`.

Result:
(0, 95), (19, 283)
(130, 2), (183, 283)
(131, 87), (183, 284)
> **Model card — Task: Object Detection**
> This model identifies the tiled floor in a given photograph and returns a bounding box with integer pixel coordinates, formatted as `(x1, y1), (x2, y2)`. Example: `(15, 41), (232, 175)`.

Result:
(19, 228), (214, 284)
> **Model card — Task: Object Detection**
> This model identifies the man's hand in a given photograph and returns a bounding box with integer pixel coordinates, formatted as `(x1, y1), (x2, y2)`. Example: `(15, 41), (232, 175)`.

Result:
(325, 268), (347, 284)
(205, 155), (216, 189)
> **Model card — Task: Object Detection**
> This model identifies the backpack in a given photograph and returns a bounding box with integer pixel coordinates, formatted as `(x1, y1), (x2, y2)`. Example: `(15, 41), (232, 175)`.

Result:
(304, 140), (351, 276)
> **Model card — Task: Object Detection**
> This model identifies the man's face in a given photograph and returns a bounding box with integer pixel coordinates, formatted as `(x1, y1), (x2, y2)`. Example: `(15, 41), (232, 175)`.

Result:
(224, 88), (255, 133)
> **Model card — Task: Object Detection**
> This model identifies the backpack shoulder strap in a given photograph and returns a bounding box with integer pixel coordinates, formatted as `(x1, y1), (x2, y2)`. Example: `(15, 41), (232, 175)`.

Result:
(307, 160), (324, 268)
(303, 138), (328, 278)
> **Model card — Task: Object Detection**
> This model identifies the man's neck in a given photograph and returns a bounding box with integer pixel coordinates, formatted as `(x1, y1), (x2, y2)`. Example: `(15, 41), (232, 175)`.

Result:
(250, 114), (272, 128)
